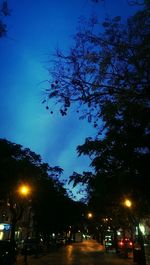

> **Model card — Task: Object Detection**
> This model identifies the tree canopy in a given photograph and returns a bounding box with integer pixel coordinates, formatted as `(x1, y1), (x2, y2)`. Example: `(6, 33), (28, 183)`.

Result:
(0, 138), (63, 199)
(0, 138), (84, 236)
(43, 6), (150, 222)
(0, 1), (11, 37)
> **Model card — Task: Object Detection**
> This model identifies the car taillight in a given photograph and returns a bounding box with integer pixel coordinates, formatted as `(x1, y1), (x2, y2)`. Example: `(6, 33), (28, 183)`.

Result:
(129, 242), (133, 246)
(119, 241), (124, 246)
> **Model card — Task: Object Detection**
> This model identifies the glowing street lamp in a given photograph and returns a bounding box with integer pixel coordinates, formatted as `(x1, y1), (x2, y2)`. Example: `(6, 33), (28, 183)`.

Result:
(17, 184), (32, 263)
(18, 184), (31, 197)
(124, 199), (132, 208)
(88, 212), (93, 219)
(123, 198), (146, 265)
(9, 184), (32, 262)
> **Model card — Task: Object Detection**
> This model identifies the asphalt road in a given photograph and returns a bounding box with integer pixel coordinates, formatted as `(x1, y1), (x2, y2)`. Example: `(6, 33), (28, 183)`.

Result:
(16, 239), (135, 265)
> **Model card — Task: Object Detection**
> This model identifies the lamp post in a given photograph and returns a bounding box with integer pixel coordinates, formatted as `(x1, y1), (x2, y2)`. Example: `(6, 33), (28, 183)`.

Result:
(18, 184), (32, 264)
(123, 198), (146, 265)
(9, 184), (31, 264)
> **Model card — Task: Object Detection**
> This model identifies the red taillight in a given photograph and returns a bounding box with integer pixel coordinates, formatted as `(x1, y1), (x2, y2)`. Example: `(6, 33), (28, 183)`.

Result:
(119, 241), (124, 246)
(129, 242), (133, 246)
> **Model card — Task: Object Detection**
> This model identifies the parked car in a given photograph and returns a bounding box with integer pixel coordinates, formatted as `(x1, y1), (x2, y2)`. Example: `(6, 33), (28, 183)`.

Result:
(21, 238), (43, 255)
(0, 240), (17, 265)
(56, 236), (66, 246)
(118, 238), (133, 256)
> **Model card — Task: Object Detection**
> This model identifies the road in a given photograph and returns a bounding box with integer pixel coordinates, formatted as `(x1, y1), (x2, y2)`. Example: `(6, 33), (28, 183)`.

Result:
(16, 239), (135, 265)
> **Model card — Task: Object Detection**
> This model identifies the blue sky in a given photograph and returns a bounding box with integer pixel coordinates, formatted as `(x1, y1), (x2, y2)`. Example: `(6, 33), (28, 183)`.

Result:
(0, 0), (139, 200)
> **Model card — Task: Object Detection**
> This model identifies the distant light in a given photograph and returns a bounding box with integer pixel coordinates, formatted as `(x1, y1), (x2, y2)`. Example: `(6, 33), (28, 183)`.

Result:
(0, 223), (10, 231)
(0, 224), (4, 230)
(103, 217), (108, 222)
(124, 199), (132, 208)
(139, 224), (145, 235)
(88, 212), (93, 218)
(0, 232), (4, 240)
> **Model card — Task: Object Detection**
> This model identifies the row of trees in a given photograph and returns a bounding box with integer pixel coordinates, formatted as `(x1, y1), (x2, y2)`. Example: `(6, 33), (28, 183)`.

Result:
(1, 0), (149, 242)
(43, 2), (150, 229)
(0, 138), (85, 241)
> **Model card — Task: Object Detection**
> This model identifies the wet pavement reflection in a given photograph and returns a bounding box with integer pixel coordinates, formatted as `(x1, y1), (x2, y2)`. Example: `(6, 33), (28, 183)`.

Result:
(16, 239), (134, 265)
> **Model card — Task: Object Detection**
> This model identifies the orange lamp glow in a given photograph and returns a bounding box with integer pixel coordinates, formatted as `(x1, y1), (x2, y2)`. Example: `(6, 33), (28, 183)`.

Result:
(18, 184), (31, 196)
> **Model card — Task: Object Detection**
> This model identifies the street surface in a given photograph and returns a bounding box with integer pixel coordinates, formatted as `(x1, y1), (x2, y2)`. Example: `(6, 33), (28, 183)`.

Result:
(15, 239), (135, 265)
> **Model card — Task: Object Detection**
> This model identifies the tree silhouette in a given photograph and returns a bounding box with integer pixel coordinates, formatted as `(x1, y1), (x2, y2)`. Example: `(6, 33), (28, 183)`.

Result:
(43, 6), (150, 221)
(0, 0), (11, 37)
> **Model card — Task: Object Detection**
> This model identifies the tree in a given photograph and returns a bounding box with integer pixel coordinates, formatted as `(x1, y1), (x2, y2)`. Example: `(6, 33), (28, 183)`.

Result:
(0, 138), (87, 248)
(0, 0), (11, 37)
(76, 7), (150, 219)
(0, 138), (64, 249)
(127, 0), (150, 6)
(34, 180), (86, 240)
(43, 6), (150, 223)
(91, 0), (150, 6)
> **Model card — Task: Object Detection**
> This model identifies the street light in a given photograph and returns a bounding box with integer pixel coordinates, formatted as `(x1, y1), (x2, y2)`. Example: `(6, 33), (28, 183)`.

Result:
(87, 212), (93, 219)
(17, 184), (32, 264)
(124, 199), (132, 208)
(9, 184), (32, 264)
(123, 198), (146, 265)
(18, 184), (31, 197)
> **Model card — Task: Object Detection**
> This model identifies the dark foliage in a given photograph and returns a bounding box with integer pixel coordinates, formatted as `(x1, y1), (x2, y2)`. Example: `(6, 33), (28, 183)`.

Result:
(0, 1), (11, 37)
(43, 6), (150, 224)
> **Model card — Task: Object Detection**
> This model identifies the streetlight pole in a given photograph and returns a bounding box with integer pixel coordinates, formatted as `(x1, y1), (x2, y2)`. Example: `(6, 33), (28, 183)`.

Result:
(9, 194), (18, 264)
(124, 198), (147, 265)
(18, 184), (31, 264)
(9, 184), (31, 264)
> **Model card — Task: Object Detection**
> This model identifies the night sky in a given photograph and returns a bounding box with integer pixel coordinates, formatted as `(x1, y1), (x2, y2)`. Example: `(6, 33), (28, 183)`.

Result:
(0, 0), (139, 200)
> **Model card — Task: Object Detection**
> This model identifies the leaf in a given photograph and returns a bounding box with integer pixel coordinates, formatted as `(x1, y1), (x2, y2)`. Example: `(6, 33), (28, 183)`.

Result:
(102, 22), (110, 27)
(113, 16), (121, 22)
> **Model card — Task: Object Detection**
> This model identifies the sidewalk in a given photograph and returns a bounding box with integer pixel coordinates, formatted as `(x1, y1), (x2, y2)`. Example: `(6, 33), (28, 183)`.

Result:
(15, 254), (47, 265)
